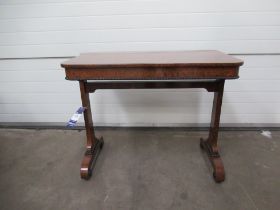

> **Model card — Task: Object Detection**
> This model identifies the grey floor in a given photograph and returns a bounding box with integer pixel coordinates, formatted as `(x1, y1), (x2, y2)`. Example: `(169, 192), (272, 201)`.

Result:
(0, 128), (279, 210)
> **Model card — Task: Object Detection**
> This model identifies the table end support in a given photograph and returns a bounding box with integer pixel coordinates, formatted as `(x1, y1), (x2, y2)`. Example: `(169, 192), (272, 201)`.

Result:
(200, 79), (225, 183)
(79, 80), (104, 180)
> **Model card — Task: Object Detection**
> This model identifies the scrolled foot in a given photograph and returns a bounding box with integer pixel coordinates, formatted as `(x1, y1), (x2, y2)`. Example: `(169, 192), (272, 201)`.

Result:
(212, 157), (225, 183)
(80, 167), (92, 180)
(200, 138), (225, 183)
(80, 137), (104, 180)
(213, 170), (225, 183)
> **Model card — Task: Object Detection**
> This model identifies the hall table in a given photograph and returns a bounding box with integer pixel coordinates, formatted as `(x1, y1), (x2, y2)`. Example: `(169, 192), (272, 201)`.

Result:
(61, 50), (243, 183)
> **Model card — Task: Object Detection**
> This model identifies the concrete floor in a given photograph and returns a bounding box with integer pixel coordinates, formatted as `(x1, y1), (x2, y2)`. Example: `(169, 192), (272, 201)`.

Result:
(0, 128), (279, 210)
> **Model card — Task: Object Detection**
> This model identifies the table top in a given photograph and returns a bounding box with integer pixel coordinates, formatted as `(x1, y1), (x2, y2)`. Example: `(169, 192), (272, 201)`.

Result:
(61, 50), (243, 69)
(61, 50), (243, 80)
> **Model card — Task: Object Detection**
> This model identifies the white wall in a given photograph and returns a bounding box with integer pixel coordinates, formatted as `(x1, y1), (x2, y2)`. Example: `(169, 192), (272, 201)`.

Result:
(0, 0), (280, 126)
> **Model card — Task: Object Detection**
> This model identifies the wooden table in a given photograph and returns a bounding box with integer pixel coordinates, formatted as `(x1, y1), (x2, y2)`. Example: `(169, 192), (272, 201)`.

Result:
(61, 50), (243, 183)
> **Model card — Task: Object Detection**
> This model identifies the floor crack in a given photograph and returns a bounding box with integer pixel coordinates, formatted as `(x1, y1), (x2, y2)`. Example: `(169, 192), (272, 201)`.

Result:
(236, 180), (259, 210)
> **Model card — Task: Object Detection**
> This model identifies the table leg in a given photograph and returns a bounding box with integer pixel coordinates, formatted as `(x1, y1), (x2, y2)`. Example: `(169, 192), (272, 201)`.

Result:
(200, 79), (225, 183)
(79, 81), (104, 180)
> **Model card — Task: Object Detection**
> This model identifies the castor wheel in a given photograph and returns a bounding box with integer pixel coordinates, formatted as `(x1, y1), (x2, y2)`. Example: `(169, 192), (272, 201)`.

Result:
(213, 171), (225, 183)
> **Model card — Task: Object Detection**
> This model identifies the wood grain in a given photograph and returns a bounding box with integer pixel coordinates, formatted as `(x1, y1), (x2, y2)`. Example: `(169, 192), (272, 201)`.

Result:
(62, 51), (243, 80)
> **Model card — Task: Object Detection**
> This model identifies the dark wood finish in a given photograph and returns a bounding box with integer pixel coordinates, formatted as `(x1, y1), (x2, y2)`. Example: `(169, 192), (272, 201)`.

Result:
(62, 50), (243, 68)
(65, 66), (238, 80)
(79, 80), (104, 180)
(85, 80), (221, 92)
(200, 79), (225, 183)
(79, 81), (95, 149)
(62, 51), (243, 80)
(61, 50), (243, 182)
